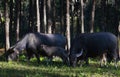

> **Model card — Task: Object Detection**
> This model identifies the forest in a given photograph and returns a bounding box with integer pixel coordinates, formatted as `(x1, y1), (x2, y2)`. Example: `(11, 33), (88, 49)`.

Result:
(0, 0), (120, 77)
(0, 0), (120, 49)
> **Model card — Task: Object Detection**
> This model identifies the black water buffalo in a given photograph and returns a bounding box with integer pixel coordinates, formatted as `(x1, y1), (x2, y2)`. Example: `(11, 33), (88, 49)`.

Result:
(69, 32), (119, 67)
(40, 45), (69, 65)
(4, 32), (67, 63)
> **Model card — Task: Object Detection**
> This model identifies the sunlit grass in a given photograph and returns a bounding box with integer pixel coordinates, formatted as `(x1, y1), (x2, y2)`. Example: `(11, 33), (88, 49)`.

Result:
(0, 57), (120, 77)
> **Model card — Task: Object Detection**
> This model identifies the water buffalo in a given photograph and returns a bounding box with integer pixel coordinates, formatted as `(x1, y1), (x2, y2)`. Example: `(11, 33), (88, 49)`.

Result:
(69, 32), (119, 67)
(40, 45), (69, 65)
(4, 32), (66, 63)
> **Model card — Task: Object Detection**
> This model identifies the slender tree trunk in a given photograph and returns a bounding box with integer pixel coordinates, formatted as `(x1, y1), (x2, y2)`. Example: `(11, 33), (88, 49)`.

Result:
(90, 0), (95, 33)
(70, 0), (74, 41)
(81, 0), (84, 33)
(15, 0), (20, 41)
(118, 21), (120, 56)
(47, 0), (52, 33)
(43, 0), (47, 33)
(36, 0), (40, 32)
(66, 0), (70, 50)
(115, 0), (120, 56)
(0, 12), (2, 25)
(5, 0), (10, 51)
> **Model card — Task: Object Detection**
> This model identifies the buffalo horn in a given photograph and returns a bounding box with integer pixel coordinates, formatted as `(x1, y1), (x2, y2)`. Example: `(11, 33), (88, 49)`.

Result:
(76, 49), (83, 57)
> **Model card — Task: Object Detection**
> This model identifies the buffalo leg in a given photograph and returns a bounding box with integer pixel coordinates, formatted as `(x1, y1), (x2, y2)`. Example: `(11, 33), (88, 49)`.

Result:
(26, 49), (40, 63)
(46, 56), (53, 65)
(85, 57), (89, 65)
(34, 53), (40, 63)
(112, 49), (118, 68)
(108, 49), (118, 68)
(59, 52), (69, 66)
(26, 50), (33, 62)
(100, 53), (107, 67)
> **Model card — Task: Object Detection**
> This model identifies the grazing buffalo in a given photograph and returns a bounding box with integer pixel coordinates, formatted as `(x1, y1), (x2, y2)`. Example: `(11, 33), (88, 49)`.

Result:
(4, 32), (67, 63)
(69, 32), (119, 67)
(40, 45), (69, 65)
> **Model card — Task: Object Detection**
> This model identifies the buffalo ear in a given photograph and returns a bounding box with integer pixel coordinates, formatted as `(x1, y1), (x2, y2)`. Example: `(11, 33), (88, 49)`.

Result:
(76, 49), (83, 57)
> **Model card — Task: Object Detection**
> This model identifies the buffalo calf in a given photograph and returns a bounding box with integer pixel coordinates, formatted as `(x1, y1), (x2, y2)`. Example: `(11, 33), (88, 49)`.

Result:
(40, 45), (69, 65)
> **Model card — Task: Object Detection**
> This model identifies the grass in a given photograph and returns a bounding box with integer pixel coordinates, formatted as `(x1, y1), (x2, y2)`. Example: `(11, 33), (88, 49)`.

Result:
(0, 57), (120, 77)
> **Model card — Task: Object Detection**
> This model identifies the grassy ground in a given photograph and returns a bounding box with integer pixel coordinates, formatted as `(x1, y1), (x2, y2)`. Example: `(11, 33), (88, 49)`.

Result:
(0, 57), (120, 77)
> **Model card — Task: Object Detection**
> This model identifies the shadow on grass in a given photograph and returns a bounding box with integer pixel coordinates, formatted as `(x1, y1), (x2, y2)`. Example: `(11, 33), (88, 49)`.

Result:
(0, 67), (68, 77)
(0, 60), (69, 77)
(18, 60), (68, 68)
(0, 59), (120, 77)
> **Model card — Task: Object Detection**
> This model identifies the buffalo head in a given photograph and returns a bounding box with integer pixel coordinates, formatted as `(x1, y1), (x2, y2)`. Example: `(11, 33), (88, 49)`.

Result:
(0, 47), (16, 61)
(69, 49), (83, 67)
(6, 47), (20, 61)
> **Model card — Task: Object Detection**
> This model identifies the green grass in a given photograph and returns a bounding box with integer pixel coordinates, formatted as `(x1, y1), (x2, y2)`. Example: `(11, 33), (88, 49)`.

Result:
(0, 58), (120, 77)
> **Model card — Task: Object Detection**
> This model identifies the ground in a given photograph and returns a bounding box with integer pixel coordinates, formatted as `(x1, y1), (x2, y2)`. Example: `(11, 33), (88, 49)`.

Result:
(0, 57), (120, 77)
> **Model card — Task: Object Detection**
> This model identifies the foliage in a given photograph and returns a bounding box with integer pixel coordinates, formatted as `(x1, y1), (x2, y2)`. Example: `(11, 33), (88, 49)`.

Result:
(0, 58), (120, 77)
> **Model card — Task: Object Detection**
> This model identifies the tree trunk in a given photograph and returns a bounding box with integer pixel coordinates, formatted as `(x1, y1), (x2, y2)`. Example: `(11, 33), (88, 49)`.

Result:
(90, 0), (95, 33)
(81, 0), (84, 33)
(47, 0), (52, 33)
(15, 0), (20, 41)
(5, 0), (10, 51)
(66, 0), (70, 50)
(118, 20), (120, 58)
(115, 0), (120, 57)
(118, 21), (120, 56)
(42, 0), (47, 33)
(36, 0), (40, 32)
(70, 0), (74, 41)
